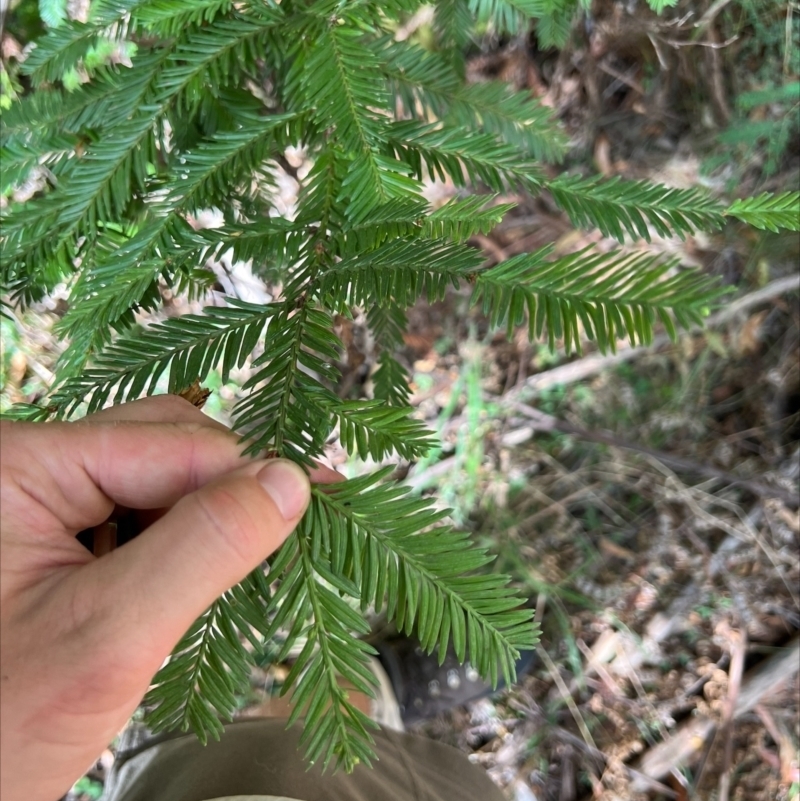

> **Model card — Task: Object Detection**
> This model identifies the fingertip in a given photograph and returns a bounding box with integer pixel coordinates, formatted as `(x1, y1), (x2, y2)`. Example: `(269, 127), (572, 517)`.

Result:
(256, 460), (311, 520)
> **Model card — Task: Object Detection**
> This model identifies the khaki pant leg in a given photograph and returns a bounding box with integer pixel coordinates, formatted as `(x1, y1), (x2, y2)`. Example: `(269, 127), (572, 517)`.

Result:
(104, 719), (506, 801)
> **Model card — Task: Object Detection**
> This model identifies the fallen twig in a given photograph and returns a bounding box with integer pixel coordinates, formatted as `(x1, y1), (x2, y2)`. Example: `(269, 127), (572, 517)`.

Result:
(518, 482), (602, 529)
(717, 625), (747, 801)
(512, 402), (799, 507)
(597, 61), (645, 95)
(631, 637), (800, 792)
(538, 644), (597, 752)
(694, 0), (735, 34)
(755, 704), (800, 787)
(509, 695), (679, 799)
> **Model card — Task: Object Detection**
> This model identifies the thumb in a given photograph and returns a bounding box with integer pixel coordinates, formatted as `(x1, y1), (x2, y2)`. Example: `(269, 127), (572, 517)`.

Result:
(99, 458), (310, 651)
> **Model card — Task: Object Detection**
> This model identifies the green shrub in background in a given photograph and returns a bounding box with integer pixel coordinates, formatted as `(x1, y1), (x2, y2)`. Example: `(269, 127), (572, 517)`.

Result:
(705, 0), (800, 182)
(1, 0), (799, 771)
(717, 81), (800, 178)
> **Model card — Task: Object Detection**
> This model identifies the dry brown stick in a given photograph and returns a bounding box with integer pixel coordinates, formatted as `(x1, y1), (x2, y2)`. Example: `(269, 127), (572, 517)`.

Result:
(597, 61), (645, 95)
(511, 686), (679, 798)
(518, 482), (602, 528)
(754, 704), (798, 786)
(631, 636), (800, 792)
(575, 638), (625, 698)
(705, 25), (733, 125)
(471, 233), (508, 265)
(507, 274), (800, 398)
(716, 626), (747, 801)
(395, 5), (434, 40)
(404, 455), (457, 491)
(546, 724), (679, 799)
(694, 0), (735, 34)
(537, 645), (598, 752)
(646, 461), (800, 606)
(661, 33), (739, 49)
(412, 402), (796, 508)
(512, 402), (799, 507)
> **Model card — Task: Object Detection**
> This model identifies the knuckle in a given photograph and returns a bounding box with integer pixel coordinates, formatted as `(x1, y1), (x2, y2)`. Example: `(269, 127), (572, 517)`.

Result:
(148, 393), (192, 412)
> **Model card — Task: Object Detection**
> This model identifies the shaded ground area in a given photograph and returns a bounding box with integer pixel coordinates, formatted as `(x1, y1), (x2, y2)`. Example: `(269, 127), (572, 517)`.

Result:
(401, 277), (800, 800)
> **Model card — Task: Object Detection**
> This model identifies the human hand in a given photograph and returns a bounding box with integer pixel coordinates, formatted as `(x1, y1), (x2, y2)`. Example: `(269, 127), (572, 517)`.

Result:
(0, 396), (327, 801)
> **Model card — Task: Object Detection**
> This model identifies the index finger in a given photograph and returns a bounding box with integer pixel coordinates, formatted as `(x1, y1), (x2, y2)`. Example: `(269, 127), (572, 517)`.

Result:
(78, 394), (230, 432)
(3, 420), (251, 526)
(79, 396), (343, 485)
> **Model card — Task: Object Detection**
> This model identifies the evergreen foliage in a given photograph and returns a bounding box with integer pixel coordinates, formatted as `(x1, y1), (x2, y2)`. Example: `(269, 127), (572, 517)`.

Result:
(2, 0), (799, 772)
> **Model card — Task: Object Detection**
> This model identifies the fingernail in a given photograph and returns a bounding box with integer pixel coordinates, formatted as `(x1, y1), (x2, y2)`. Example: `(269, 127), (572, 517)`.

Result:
(257, 460), (310, 520)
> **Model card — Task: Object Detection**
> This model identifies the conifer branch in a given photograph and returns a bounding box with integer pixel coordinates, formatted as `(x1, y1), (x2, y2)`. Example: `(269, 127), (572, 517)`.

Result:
(547, 174), (728, 242)
(313, 472), (538, 681)
(380, 39), (567, 160)
(54, 111), (300, 364)
(367, 303), (409, 348)
(144, 569), (272, 741)
(329, 401), (436, 461)
(0, 135), (76, 192)
(317, 238), (483, 308)
(473, 246), (725, 353)
(434, 0), (473, 48)
(233, 303), (341, 463)
(293, 21), (420, 219)
(725, 192), (800, 232)
(387, 121), (544, 192)
(22, 18), (114, 86)
(2, 13), (282, 306)
(2, 48), (169, 145)
(289, 527), (378, 771)
(469, 0), (550, 32)
(133, 0), (236, 34)
(48, 300), (277, 416)
(372, 352), (412, 406)
(54, 220), (213, 356)
(336, 196), (511, 254)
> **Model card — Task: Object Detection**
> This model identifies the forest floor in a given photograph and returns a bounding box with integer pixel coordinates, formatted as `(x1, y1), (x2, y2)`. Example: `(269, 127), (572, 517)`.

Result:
(396, 256), (800, 801)
(2, 1), (799, 800)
